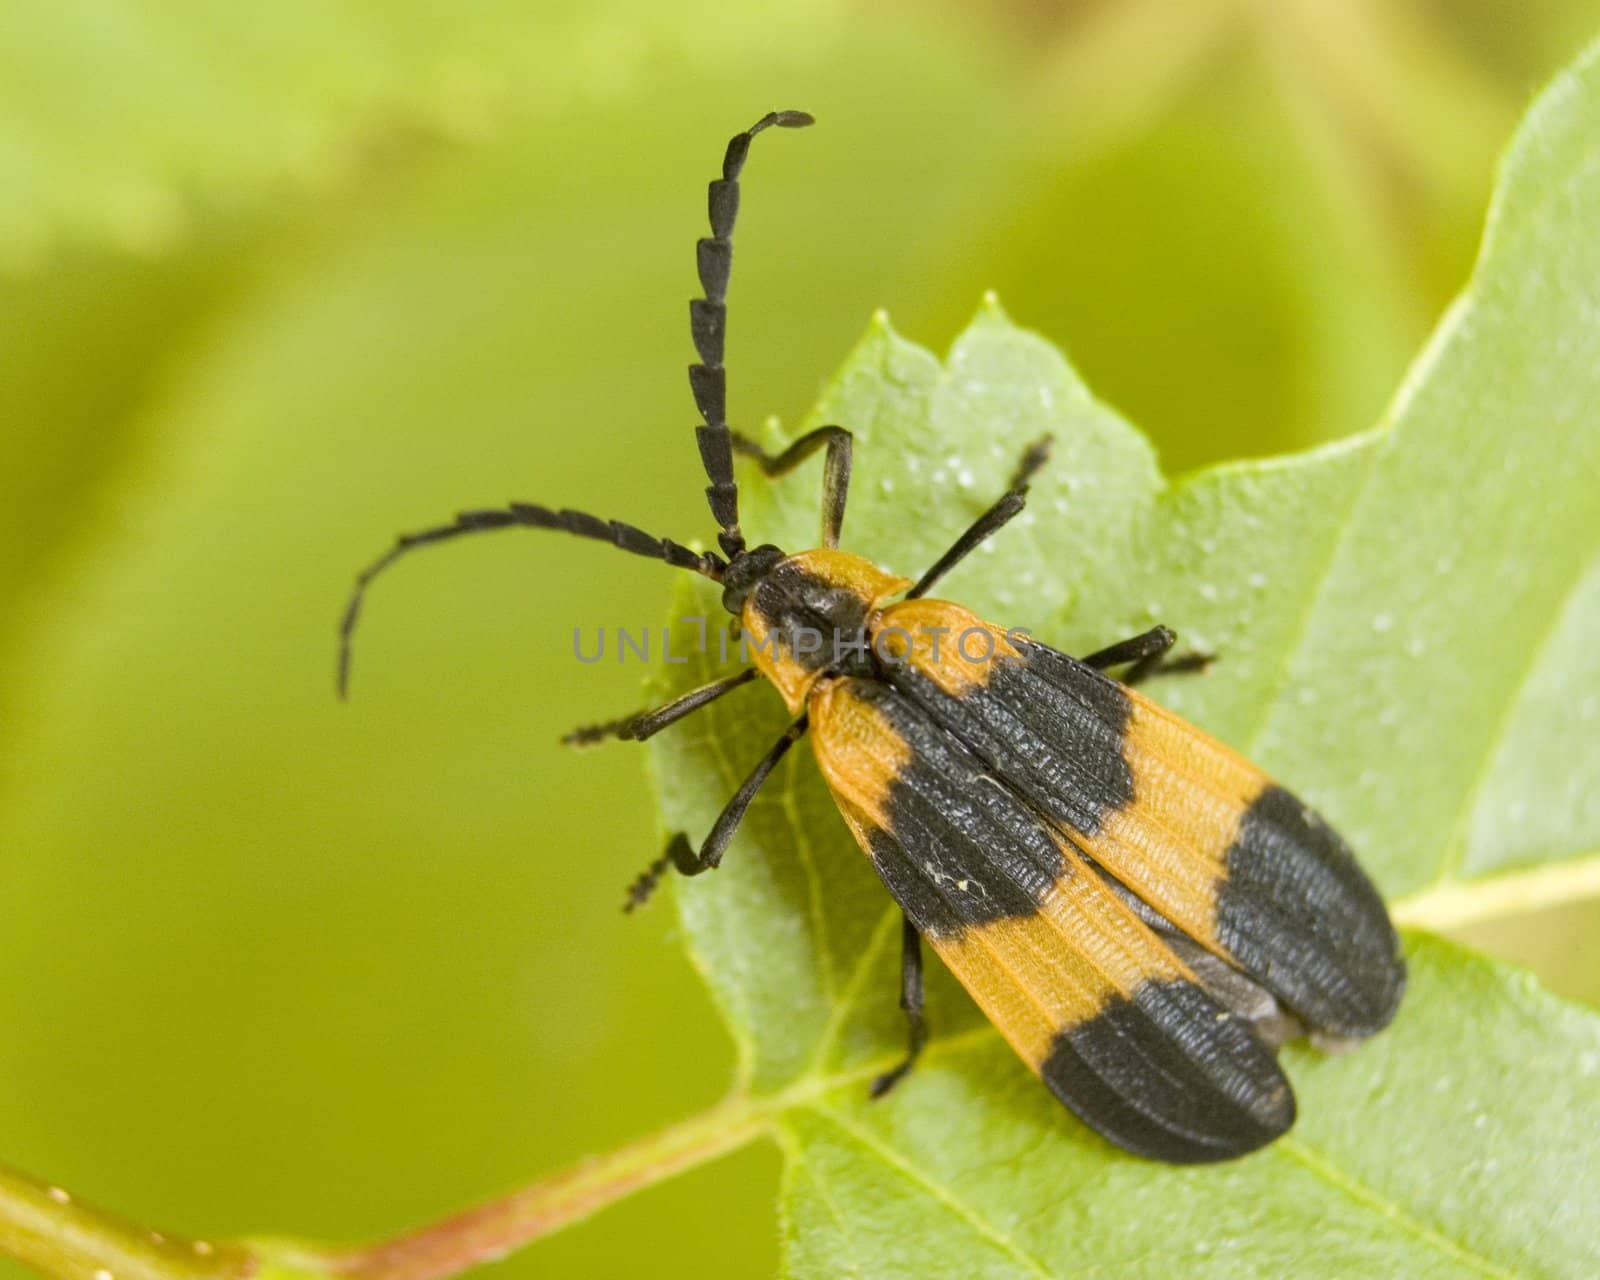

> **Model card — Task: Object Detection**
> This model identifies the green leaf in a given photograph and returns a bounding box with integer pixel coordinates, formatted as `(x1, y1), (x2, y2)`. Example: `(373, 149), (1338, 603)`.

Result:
(0, 0), (842, 262)
(772, 937), (1598, 1279)
(649, 33), (1600, 1277)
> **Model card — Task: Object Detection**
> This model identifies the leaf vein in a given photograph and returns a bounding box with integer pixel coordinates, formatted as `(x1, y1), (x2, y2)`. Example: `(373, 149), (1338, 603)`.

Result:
(1276, 1137), (1523, 1280)
(802, 1104), (1057, 1280)
(776, 1121), (868, 1280)
(1238, 437), (1383, 757)
(805, 902), (901, 1076)
(780, 745), (838, 999)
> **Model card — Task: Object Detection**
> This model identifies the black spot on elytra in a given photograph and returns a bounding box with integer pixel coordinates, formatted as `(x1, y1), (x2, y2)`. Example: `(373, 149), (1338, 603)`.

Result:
(886, 639), (1135, 838)
(1215, 786), (1405, 1039)
(1040, 976), (1295, 1163)
(843, 680), (1065, 935)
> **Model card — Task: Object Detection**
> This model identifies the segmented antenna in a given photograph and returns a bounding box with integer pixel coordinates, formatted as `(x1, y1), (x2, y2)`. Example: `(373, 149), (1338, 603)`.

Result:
(690, 110), (814, 558)
(337, 504), (724, 699)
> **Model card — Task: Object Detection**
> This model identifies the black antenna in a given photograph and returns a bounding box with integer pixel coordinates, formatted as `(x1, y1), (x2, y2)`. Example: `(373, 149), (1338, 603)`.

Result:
(690, 110), (814, 559)
(337, 504), (723, 699)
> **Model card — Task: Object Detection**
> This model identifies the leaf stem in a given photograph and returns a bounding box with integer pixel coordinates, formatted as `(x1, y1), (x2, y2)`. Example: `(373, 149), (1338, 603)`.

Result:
(0, 1160), (252, 1280)
(288, 1096), (774, 1280)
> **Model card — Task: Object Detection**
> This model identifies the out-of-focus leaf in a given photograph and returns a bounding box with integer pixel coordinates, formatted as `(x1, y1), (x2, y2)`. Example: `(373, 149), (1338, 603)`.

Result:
(0, 225), (263, 626)
(914, 36), (1428, 471)
(0, 0), (847, 262)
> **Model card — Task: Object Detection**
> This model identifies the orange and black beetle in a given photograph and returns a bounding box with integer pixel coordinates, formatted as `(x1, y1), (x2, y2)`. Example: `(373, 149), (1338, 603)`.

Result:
(339, 112), (1403, 1164)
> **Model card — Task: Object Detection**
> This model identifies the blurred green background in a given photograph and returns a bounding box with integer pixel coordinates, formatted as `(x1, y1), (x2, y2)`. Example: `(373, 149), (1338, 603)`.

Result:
(3, 2), (1599, 1277)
